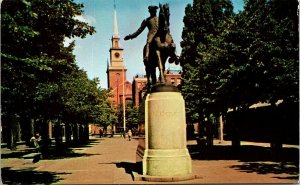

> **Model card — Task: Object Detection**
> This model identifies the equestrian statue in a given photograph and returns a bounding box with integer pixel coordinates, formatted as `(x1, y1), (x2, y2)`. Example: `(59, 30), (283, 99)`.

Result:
(124, 3), (178, 89)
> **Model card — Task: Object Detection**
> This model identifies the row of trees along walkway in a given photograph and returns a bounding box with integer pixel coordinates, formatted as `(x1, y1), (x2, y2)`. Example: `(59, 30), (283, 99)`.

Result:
(1, 1), (116, 151)
(179, 0), (298, 148)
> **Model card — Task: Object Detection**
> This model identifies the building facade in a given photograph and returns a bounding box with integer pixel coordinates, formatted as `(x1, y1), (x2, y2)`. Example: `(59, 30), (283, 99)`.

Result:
(132, 70), (182, 107)
(165, 69), (182, 86)
(132, 75), (148, 107)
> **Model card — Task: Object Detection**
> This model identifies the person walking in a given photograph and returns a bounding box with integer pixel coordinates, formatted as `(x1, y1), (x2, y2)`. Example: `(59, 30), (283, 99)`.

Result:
(127, 129), (132, 141)
(122, 131), (126, 139)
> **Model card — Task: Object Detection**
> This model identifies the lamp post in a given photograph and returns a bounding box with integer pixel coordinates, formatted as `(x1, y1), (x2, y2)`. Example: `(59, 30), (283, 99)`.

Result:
(116, 73), (120, 105)
(122, 65), (126, 132)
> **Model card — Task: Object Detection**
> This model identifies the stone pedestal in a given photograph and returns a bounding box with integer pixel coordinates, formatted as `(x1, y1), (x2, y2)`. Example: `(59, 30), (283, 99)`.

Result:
(138, 85), (193, 181)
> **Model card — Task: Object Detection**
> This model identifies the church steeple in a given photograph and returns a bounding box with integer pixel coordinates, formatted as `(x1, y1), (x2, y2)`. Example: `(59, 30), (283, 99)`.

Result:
(107, 0), (128, 106)
(111, 0), (121, 49)
(113, 1), (119, 38)
(109, 1), (123, 63)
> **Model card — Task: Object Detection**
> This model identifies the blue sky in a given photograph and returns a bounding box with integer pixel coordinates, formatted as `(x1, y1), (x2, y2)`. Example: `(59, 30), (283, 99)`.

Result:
(70, 0), (244, 89)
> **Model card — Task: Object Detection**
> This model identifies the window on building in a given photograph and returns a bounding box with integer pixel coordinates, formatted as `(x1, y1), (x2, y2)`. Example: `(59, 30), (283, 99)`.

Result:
(176, 78), (181, 85)
(171, 78), (175, 84)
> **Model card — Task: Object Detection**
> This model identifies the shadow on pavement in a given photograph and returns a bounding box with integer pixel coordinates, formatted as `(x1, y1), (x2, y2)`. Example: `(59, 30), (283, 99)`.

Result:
(43, 147), (101, 160)
(230, 161), (299, 180)
(42, 139), (101, 160)
(1, 167), (70, 184)
(190, 145), (299, 162)
(190, 145), (299, 180)
(2, 139), (101, 161)
(115, 161), (142, 179)
(1, 148), (36, 159)
(69, 138), (102, 148)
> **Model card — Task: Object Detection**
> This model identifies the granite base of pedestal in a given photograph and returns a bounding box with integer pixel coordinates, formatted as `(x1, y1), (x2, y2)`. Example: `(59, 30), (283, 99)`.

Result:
(135, 85), (194, 181)
(136, 140), (195, 182)
(132, 171), (196, 182)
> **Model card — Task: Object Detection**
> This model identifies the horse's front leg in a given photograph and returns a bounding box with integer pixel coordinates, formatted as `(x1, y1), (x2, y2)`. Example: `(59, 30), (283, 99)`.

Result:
(156, 50), (165, 84)
(145, 66), (151, 87)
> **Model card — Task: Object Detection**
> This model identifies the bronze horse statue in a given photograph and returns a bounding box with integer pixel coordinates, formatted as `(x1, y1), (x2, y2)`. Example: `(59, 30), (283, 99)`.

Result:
(144, 3), (178, 87)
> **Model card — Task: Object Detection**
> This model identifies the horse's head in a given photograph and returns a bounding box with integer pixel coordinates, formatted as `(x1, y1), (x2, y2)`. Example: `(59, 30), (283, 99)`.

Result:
(159, 3), (170, 33)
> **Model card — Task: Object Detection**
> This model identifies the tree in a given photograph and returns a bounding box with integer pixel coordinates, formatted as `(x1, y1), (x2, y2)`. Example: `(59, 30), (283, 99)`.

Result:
(59, 71), (115, 144)
(180, 0), (298, 147)
(236, 0), (298, 105)
(1, 0), (95, 148)
(179, 0), (234, 123)
(225, 0), (298, 148)
(180, 0), (298, 116)
(126, 103), (140, 130)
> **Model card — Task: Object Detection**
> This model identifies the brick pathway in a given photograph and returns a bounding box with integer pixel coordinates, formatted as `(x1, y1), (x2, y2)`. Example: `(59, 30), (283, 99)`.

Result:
(1, 136), (299, 184)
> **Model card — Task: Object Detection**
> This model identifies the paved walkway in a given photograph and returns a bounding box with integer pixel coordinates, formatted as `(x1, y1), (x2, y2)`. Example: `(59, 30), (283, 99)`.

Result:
(1, 136), (299, 184)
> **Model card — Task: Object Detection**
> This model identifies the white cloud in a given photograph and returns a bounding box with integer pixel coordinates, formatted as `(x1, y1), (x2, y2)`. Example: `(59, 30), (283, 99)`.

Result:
(74, 15), (96, 25)
(63, 37), (74, 47)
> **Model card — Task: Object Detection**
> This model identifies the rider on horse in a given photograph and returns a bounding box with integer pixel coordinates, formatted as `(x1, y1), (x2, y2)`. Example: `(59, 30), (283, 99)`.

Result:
(124, 5), (159, 62)
(124, 4), (178, 86)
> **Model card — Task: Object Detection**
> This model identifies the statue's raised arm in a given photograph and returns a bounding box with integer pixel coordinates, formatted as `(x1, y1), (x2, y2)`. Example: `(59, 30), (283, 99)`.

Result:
(124, 20), (147, 40)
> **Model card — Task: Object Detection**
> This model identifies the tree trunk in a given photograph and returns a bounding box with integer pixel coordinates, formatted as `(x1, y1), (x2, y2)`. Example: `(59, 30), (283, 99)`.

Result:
(79, 124), (84, 144)
(231, 109), (240, 148)
(84, 124), (89, 142)
(72, 124), (79, 145)
(196, 115), (208, 157)
(198, 115), (205, 139)
(23, 118), (35, 146)
(54, 123), (63, 148)
(270, 104), (282, 151)
(8, 114), (19, 150)
(206, 120), (214, 147)
(30, 118), (35, 137)
(65, 123), (72, 147)
(40, 120), (51, 157)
